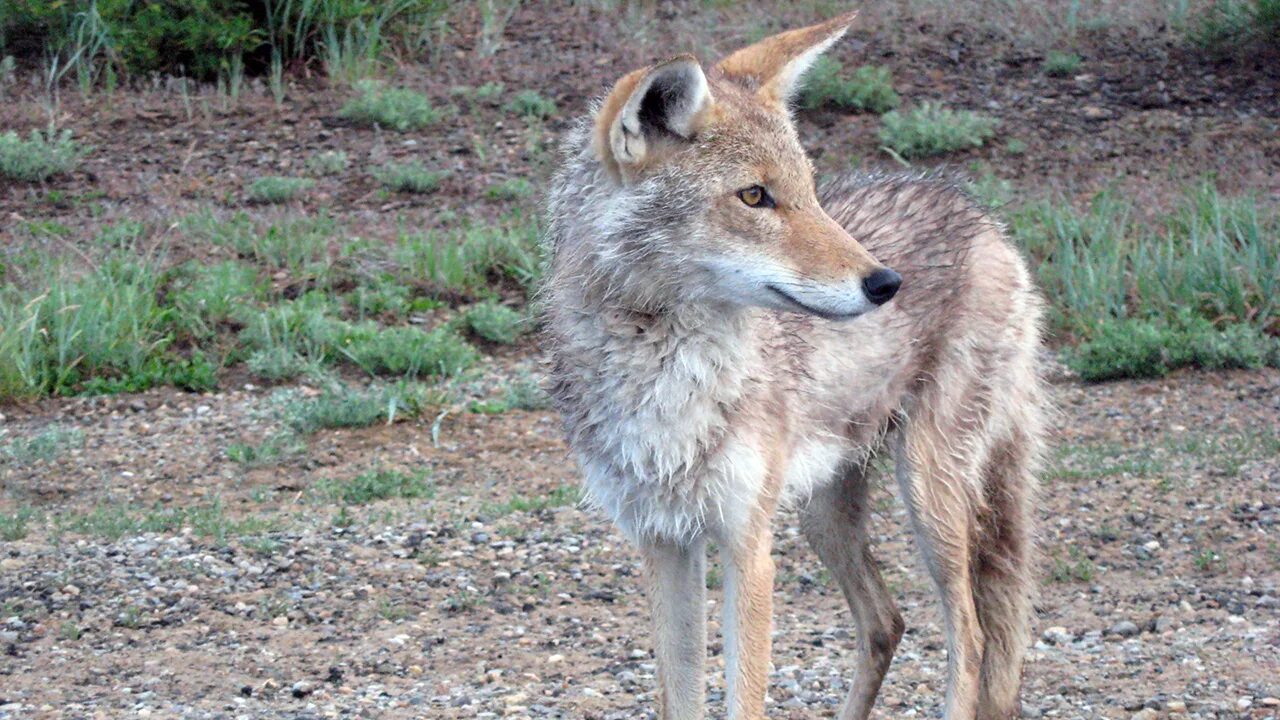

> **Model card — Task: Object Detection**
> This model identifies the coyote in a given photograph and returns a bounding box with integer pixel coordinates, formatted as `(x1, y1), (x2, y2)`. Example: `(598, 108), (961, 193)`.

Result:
(543, 10), (1046, 720)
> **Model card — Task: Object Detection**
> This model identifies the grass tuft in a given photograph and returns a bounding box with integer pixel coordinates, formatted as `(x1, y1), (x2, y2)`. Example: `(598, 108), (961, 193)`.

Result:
(1188, 0), (1280, 56)
(313, 467), (433, 505)
(1, 425), (84, 463)
(880, 102), (997, 159)
(306, 150), (349, 176)
(462, 302), (524, 344)
(0, 128), (88, 182)
(504, 89), (556, 119)
(247, 176), (314, 204)
(799, 58), (899, 114)
(372, 161), (447, 194)
(1042, 51), (1082, 77)
(340, 81), (440, 131)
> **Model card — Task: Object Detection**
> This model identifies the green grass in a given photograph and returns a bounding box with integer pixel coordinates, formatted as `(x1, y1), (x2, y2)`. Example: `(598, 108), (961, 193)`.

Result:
(313, 467), (433, 505)
(0, 508), (40, 541)
(393, 215), (542, 296)
(504, 89), (556, 119)
(0, 128), (89, 182)
(226, 432), (306, 467)
(340, 81), (440, 131)
(879, 103), (997, 159)
(485, 485), (580, 517)
(306, 150), (349, 176)
(342, 325), (478, 378)
(799, 58), (899, 114)
(502, 373), (551, 411)
(1042, 51), (1082, 77)
(1188, 0), (1280, 56)
(56, 501), (276, 543)
(485, 177), (532, 201)
(1067, 315), (1280, 381)
(169, 261), (264, 340)
(247, 176), (315, 204)
(462, 301), (524, 344)
(1, 425), (84, 463)
(279, 382), (438, 433)
(184, 211), (335, 275)
(372, 161), (446, 194)
(1049, 548), (1096, 583)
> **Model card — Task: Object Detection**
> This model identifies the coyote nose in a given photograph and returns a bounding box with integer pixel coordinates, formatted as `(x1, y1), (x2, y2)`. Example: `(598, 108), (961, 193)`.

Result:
(863, 268), (901, 305)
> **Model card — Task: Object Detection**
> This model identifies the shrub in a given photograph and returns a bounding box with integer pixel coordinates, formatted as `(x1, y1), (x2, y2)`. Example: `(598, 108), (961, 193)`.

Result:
(0, 129), (88, 182)
(879, 103), (997, 159)
(340, 81), (440, 131)
(463, 301), (524, 344)
(1042, 51), (1082, 77)
(503, 373), (551, 411)
(504, 89), (556, 119)
(247, 176), (314, 204)
(1067, 316), (1280, 381)
(372, 161), (446, 193)
(799, 58), (899, 114)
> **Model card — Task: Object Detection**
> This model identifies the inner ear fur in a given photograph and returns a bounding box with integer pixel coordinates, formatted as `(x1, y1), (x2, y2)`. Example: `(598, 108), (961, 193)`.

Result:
(593, 55), (713, 182)
(715, 10), (857, 108)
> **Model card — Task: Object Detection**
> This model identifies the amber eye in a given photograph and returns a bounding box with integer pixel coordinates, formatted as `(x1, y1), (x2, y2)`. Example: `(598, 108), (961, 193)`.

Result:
(737, 185), (775, 209)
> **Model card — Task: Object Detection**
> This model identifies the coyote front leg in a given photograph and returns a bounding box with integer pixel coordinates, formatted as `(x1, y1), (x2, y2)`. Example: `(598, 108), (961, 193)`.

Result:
(641, 537), (707, 720)
(721, 516), (776, 720)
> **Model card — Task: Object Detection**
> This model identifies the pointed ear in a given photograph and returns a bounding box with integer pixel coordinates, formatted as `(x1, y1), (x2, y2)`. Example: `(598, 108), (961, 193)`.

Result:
(715, 10), (857, 108)
(593, 55), (713, 182)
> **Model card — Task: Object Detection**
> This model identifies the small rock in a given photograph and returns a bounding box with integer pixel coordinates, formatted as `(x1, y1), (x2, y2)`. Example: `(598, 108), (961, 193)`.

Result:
(1166, 700), (1187, 713)
(291, 680), (316, 698)
(1020, 704), (1044, 718)
(1108, 621), (1140, 638)
(1131, 709), (1158, 720)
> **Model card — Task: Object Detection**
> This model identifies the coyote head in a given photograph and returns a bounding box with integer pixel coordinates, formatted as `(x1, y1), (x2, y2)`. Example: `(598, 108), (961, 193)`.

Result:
(589, 11), (899, 320)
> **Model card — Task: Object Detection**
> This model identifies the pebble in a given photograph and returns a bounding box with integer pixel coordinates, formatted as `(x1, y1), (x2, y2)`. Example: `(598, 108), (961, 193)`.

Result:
(1108, 621), (1140, 638)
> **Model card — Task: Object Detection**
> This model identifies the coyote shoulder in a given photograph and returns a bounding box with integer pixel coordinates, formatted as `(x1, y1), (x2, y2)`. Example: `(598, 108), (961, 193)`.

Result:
(543, 11), (1047, 720)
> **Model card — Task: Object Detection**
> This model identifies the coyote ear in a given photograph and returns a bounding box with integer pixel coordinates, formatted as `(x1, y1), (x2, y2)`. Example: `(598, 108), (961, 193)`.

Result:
(594, 55), (712, 181)
(716, 10), (857, 108)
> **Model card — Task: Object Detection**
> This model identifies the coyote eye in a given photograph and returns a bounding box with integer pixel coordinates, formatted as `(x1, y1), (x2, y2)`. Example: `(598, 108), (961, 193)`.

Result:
(737, 185), (775, 209)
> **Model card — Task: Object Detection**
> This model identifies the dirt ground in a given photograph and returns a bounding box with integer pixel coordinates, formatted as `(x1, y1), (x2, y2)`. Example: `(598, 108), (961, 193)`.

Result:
(2, 2), (1279, 719)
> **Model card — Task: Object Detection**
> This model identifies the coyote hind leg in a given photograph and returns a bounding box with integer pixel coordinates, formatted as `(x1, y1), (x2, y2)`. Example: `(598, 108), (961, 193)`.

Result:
(972, 430), (1038, 720)
(800, 462), (905, 720)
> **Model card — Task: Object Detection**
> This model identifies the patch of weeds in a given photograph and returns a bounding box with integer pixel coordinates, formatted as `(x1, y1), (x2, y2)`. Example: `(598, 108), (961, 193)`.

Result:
(306, 150), (349, 176)
(313, 467), (433, 505)
(1049, 548), (1096, 583)
(392, 215), (542, 297)
(247, 176), (314, 204)
(1042, 51), (1082, 77)
(184, 212), (335, 274)
(880, 102), (997, 159)
(226, 432), (305, 467)
(377, 597), (411, 621)
(462, 301), (524, 344)
(706, 565), (723, 590)
(332, 506), (355, 529)
(1193, 548), (1221, 573)
(349, 277), (411, 319)
(799, 58), (899, 114)
(0, 507), (40, 541)
(241, 536), (280, 555)
(1188, 0), (1280, 57)
(469, 399), (507, 414)
(169, 260), (262, 339)
(56, 501), (276, 543)
(485, 485), (580, 517)
(485, 177), (532, 201)
(1066, 315), (1280, 382)
(372, 161), (446, 194)
(1005, 138), (1027, 155)
(504, 89), (556, 119)
(79, 352), (217, 395)
(245, 347), (322, 382)
(1050, 442), (1162, 481)
(280, 382), (438, 433)
(441, 589), (482, 613)
(340, 81), (440, 131)
(59, 621), (82, 641)
(344, 326), (478, 378)
(0, 128), (89, 182)
(1, 426), (84, 463)
(503, 373), (551, 411)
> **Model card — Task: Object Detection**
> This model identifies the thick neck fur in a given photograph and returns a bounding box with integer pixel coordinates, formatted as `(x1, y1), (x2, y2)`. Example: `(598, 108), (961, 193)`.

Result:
(542, 125), (778, 541)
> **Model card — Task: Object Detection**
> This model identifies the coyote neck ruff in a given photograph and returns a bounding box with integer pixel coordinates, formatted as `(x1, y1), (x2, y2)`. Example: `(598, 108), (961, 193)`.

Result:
(542, 11), (1046, 720)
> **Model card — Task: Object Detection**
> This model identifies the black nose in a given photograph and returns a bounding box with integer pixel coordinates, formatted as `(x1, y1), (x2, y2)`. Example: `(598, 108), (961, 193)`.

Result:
(863, 268), (901, 306)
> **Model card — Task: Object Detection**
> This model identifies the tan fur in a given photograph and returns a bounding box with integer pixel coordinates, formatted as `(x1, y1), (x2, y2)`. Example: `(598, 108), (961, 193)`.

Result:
(717, 10), (858, 106)
(544, 12), (1047, 720)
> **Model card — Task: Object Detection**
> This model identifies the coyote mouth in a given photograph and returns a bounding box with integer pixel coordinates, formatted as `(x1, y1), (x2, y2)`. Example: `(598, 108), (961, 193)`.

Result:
(765, 284), (864, 321)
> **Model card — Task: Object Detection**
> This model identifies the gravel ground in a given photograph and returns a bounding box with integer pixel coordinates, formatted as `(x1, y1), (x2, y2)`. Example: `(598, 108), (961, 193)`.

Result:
(2, 366), (1278, 719)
